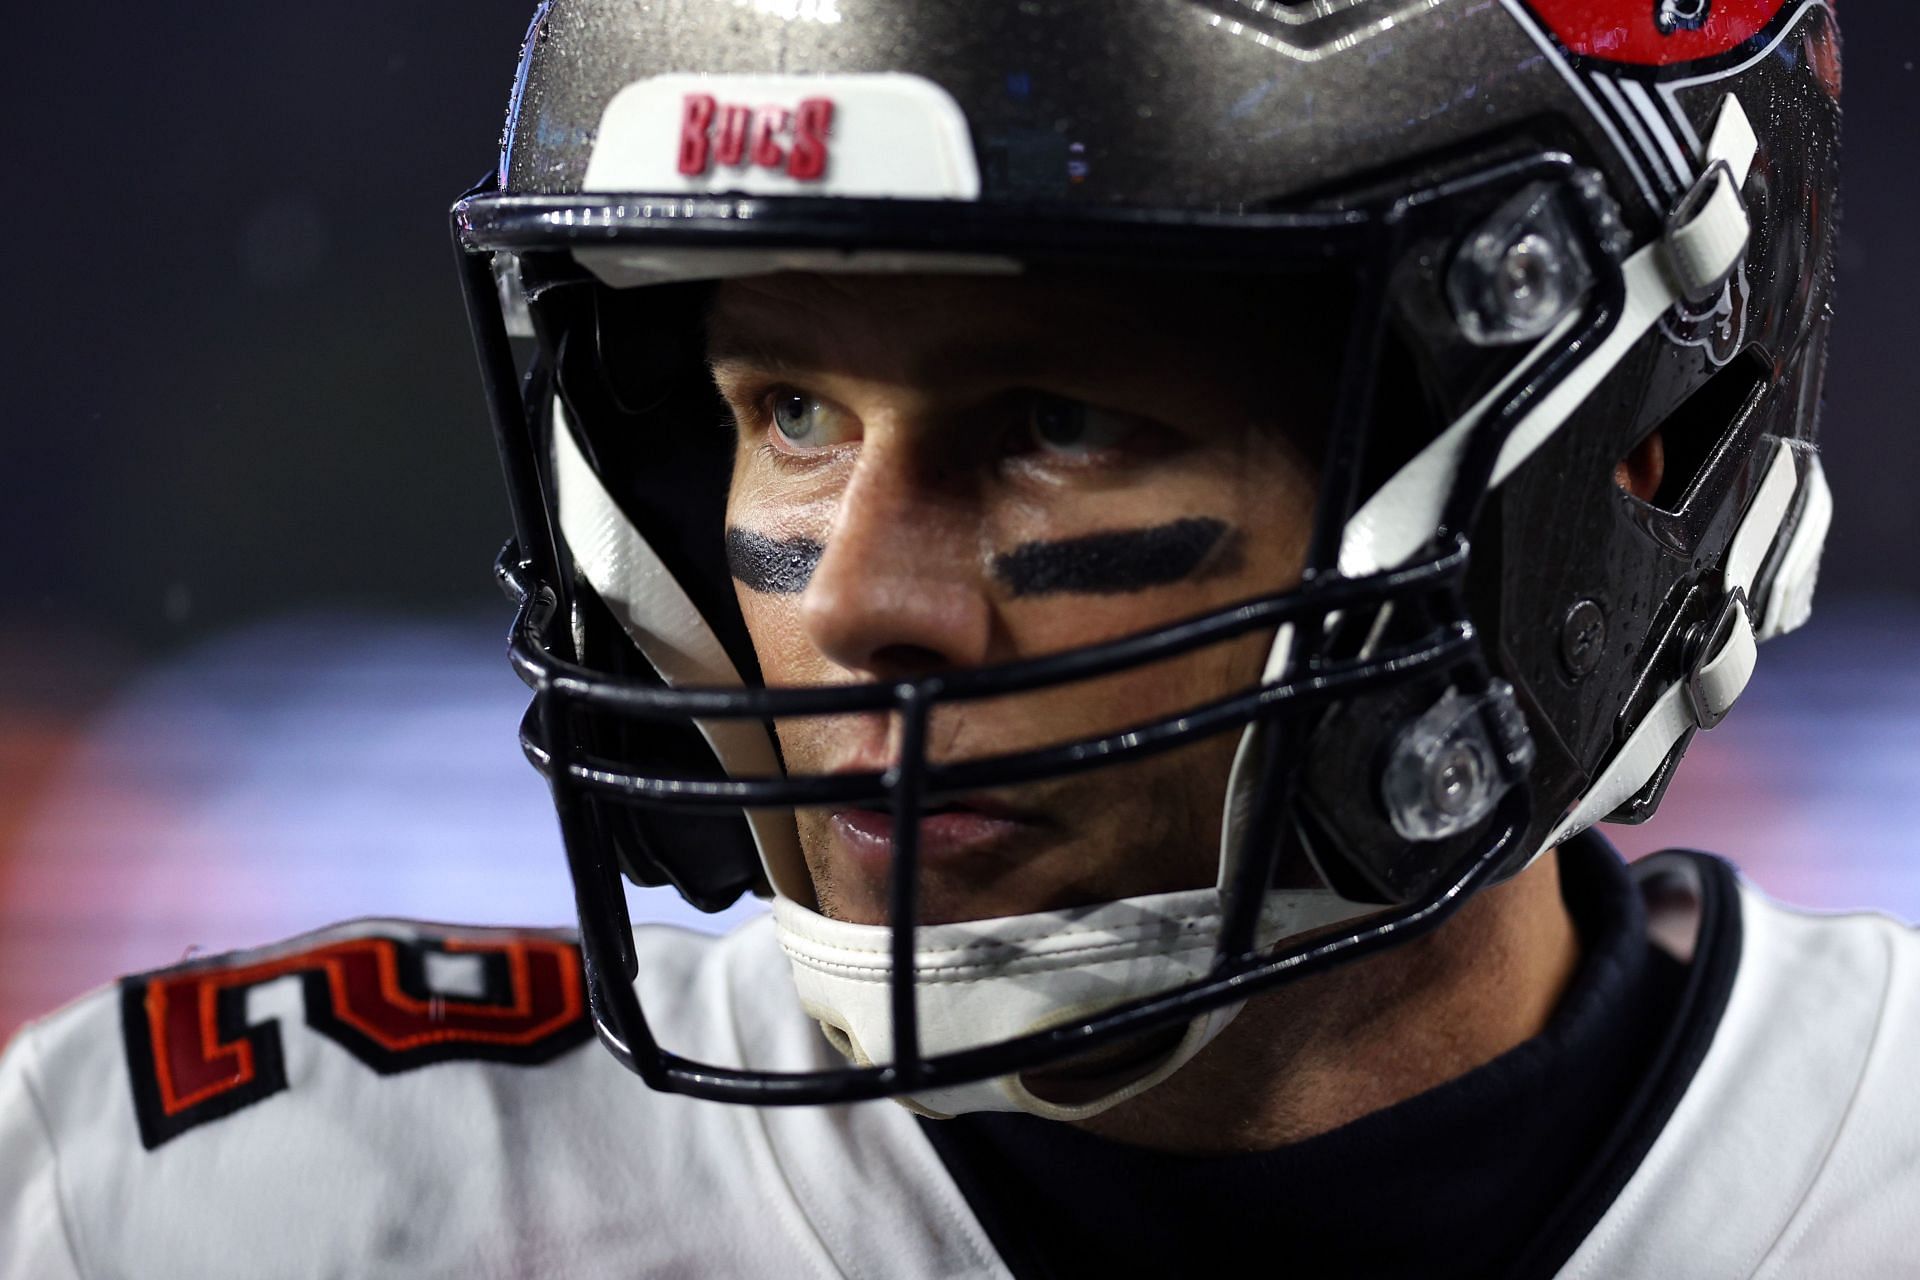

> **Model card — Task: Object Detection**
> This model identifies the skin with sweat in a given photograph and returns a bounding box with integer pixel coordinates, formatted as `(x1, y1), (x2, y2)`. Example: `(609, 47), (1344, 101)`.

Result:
(707, 269), (1636, 1153)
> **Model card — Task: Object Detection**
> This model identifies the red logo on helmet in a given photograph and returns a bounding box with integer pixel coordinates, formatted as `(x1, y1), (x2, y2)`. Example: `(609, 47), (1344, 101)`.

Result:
(678, 95), (835, 180)
(1520, 0), (1793, 66)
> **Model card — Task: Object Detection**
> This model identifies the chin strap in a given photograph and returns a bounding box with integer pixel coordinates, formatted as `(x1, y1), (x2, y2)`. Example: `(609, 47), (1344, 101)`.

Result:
(774, 707), (1380, 1121)
(772, 883), (1375, 1121)
(776, 615), (1379, 1122)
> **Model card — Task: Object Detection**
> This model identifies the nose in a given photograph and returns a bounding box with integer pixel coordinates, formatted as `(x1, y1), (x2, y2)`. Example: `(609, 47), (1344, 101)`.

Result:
(798, 439), (993, 680)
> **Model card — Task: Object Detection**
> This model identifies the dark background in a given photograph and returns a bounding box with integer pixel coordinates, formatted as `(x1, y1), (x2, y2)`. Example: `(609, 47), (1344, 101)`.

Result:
(6, 7), (535, 658)
(0, 6), (1915, 1041)
(3, 5), (1915, 660)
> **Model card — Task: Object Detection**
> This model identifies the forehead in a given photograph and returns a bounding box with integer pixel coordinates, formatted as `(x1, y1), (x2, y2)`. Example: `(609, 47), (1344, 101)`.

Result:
(703, 268), (1336, 387)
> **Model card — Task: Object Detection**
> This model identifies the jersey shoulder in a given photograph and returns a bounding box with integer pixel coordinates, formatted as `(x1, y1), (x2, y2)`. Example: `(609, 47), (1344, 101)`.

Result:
(0, 918), (666, 1278)
(1, 917), (601, 1280)
(1571, 864), (1920, 1278)
(0, 913), (999, 1280)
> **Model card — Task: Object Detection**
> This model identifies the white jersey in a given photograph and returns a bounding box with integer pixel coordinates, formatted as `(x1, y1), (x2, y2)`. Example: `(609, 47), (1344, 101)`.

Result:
(3, 855), (1917, 1279)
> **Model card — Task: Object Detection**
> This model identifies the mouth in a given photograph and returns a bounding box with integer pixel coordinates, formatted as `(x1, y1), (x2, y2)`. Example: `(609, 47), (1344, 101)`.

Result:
(828, 795), (1042, 874)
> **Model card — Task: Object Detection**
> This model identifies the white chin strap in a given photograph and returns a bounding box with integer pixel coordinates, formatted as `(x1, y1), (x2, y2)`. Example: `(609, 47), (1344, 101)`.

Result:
(768, 607), (1372, 1121)
(772, 883), (1375, 1121)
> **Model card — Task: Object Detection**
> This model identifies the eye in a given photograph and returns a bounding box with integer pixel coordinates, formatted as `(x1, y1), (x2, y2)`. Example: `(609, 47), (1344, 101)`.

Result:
(1024, 395), (1138, 458)
(767, 390), (857, 451)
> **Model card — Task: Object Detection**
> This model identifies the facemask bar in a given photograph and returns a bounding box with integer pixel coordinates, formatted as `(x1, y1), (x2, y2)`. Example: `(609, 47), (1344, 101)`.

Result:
(503, 548), (1472, 808)
(510, 567), (1514, 1103)
(453, 146), (1626, 1105)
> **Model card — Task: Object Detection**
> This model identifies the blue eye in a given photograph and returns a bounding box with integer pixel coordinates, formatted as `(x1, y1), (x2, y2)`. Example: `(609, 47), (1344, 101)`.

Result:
(772, 393), (823, 443)
(1027, 396), (1134, 456)
(766, 390), (856, 450)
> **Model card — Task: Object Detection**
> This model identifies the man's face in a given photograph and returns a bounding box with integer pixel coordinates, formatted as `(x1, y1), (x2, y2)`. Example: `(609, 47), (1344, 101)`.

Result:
(708, 269), (1328, 926)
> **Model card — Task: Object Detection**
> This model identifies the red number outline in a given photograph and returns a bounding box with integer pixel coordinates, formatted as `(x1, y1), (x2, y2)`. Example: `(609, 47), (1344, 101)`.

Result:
(121, 928), (590, 1149)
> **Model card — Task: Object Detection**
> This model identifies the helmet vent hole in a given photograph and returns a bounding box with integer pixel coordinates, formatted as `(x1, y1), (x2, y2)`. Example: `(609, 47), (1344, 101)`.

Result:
(1635, 349), (1768, 516)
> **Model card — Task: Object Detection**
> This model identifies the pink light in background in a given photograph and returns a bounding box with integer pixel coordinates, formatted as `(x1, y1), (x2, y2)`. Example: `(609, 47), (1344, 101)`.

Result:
(1608, 600), (1920, 916)
(3, 600), (1914, 1043)
(0, 616), (763, 1043)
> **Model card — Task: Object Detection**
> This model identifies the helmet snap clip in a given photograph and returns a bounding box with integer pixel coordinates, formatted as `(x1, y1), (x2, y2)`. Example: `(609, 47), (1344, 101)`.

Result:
(1381, 681), (1536, 842)
(1447, 181), (1597, 347)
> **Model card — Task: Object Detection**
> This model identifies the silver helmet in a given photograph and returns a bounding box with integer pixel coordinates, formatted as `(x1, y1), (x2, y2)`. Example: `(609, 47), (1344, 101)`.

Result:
(453, 0), (1840, 1114)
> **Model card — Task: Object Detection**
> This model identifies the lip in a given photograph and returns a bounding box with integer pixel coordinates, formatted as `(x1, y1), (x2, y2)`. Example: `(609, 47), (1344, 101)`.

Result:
(829, 799), (1039, 876)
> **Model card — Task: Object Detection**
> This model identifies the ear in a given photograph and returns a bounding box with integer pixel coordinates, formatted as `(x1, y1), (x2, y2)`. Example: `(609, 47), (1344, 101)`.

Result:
(1614, 430), (1666, 504)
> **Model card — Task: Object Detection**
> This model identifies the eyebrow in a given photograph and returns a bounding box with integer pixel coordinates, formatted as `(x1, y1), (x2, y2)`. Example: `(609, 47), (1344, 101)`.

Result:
(704, 329), (799, 378)
(704, 313), (1053, 390)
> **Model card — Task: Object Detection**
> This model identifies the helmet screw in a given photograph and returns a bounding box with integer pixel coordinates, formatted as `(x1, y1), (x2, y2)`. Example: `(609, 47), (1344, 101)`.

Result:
(1428, 742), (1488, 818)
(1560, 599), (1607, 678)
(1381, 682), (1535, 842)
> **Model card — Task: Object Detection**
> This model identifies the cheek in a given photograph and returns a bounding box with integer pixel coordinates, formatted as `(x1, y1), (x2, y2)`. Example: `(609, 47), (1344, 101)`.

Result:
(1237, 447), (1320, 589)
(733, 589), (846, 775)
(733, 587), (814, 685)
(726, 460), (837, 685)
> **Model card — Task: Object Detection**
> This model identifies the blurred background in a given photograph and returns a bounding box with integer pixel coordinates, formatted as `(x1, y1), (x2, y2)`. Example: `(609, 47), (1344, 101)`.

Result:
(2, 5), (1915, 1042)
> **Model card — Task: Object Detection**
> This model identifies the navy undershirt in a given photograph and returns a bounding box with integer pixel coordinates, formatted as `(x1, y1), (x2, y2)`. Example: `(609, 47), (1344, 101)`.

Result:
(917, 834), (1690, 1280)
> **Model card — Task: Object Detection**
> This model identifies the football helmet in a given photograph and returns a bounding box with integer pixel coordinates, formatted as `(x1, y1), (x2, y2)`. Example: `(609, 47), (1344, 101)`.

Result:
(452, 0), (1840, 1115)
